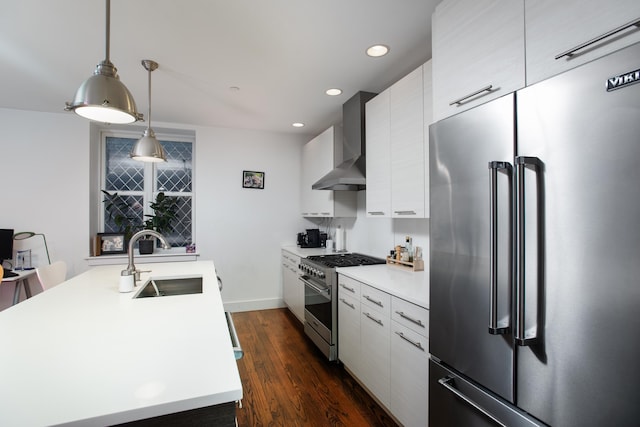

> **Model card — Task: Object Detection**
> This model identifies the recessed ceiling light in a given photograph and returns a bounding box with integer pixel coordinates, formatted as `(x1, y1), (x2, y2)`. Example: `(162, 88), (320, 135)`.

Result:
(325, 88), (342, 96)
(366, 44), (390, 57)
(292, 122), (305, 128)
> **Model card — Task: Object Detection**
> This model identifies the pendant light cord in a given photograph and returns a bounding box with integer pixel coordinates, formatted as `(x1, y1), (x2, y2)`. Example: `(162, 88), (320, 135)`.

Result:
(147, 65), (152, 130)
(105, 0), (111, 63)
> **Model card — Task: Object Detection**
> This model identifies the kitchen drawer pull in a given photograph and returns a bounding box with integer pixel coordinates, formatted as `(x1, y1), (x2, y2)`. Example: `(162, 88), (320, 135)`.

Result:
(395, 331), (425, 351)
(555, 17), (640, 60)
(340, 298), (355, 310)
(321, 212), (331, 216)
(363, 294), (383, 307)
(368, 211), (386, 215)
(394, 210), (417, 216)
(449, 85), (493, 106)
(340, 283), (356, 294)
(395, 310), (425, 328)
(363, 312), (383, 326)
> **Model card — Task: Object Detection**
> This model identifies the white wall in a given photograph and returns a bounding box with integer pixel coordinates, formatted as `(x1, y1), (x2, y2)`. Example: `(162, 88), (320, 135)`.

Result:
(0, 108), (90, 310)
(191, 126), (308, 311)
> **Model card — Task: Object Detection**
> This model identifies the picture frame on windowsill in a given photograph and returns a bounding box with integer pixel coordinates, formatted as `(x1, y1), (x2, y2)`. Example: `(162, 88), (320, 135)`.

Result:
(97, 233), (126, 255)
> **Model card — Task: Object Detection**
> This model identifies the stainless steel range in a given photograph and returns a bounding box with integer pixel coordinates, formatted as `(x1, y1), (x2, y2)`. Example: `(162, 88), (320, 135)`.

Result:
(299, 253), (385, 361)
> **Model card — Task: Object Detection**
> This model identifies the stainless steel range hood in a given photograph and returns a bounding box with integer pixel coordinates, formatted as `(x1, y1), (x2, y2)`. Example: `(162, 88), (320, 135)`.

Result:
(312, 91), (377, 191)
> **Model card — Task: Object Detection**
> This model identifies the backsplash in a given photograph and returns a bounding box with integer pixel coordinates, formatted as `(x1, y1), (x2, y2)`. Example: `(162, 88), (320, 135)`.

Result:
(303, 191), (430, 260)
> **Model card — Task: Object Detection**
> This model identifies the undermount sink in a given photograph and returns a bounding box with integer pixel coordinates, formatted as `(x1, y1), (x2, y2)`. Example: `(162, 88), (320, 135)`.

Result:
(134, 276), (203, 298)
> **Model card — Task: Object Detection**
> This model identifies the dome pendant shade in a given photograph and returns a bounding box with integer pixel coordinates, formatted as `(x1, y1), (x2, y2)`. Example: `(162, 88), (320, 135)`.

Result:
(65, 0), (141, 124)
(67, 61), (141, 124)
(131, 129), (166, 162)
(131, 59), (166, 163)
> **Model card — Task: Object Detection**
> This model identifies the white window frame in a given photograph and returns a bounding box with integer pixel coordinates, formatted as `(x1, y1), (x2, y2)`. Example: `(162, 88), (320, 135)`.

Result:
(98, 128), (195, 246)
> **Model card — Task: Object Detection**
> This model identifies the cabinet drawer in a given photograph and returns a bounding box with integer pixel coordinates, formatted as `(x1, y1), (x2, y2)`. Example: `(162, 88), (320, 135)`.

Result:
(281, 251), (300, 267)
(361, 284), (391, 316)
(392, 297), (429, 338)
(391, 320), (429, 356)
(338, 275), (361, 299)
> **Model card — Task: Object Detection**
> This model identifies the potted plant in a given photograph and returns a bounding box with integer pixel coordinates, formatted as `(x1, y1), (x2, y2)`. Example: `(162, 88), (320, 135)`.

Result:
(101, 190), (143, 243)
(138, 192), (179, 254)
(102, 191), (178, 254)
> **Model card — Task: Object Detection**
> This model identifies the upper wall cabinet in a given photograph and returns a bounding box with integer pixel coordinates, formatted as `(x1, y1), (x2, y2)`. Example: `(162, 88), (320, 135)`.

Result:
(432, 0), (525, 122)
(525, 0), (640, 85)
(300, 126), (357, 218)
(423, 62), (433, 218)
(366, 62), (431, 219)
(365, 89), (391, 217)
(390, 65), (427, 218)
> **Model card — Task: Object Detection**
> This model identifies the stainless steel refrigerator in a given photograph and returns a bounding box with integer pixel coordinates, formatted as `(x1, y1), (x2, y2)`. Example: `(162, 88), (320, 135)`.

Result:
(429, 42), (640, 427)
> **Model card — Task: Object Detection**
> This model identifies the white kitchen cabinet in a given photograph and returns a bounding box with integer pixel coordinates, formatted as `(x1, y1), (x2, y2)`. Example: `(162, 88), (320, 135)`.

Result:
(300, 126), (356, 218)
(390, 297), (429, 427)
(432, 0), (525, 121)
(365, 62), (431, 218)
(390, 65), (426, 218)
(365, 89), (391, 217)
(525, 0), (640, 85)
(281, 250), (303, 322)
(424, 62), (433, 216)
(337, 277), (361, 377)
(337, 273), (430, 424)
(359, 284), (391, 408)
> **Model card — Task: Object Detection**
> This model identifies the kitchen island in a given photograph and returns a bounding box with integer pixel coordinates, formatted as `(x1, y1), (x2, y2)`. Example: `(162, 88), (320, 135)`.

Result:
(0, 261), (242, 426)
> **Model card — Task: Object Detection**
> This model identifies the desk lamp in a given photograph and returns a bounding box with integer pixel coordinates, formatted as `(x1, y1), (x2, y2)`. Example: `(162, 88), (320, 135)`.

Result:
(13, 232), (51, 265)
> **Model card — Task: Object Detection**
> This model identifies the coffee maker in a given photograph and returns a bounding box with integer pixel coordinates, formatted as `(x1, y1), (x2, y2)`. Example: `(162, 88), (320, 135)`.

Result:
(297, 229), (326, 248)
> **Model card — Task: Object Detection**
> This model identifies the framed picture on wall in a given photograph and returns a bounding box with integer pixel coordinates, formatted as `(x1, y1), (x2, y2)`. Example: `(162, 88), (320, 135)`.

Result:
(97, 233), (126, 255)
(242, 170), (265, 189)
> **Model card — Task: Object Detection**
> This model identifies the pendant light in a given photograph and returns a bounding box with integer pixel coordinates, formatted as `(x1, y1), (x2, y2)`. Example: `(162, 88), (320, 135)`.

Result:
(130, 60), (167, 162)
(65, 0), (142, 124)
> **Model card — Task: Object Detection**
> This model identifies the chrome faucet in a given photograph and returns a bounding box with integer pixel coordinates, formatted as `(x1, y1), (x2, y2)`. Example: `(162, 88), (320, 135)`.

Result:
(122, 230), (171, 282)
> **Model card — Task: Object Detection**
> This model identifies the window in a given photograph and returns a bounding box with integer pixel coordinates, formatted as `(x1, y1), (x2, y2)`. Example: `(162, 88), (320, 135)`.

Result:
(101, 131), (194, 247)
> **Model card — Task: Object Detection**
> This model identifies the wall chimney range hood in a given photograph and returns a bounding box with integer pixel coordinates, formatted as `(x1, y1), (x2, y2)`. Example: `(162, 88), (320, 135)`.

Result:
(312, 91), (377, 191)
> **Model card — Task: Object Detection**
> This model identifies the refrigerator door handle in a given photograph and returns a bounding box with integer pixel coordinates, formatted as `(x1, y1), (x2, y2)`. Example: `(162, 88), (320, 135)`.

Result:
(488, 161), (512, 335)
(438, 376), (507, 427)
(515, 156), (543, 346)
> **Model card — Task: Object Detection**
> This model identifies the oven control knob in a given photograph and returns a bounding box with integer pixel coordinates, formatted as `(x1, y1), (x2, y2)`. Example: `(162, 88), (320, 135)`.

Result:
(310, 268), (317, 276)
(318, 271), (325, 279)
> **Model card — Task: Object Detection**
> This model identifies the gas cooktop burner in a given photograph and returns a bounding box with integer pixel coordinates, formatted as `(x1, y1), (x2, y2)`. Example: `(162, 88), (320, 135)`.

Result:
(306, 253), (386, 268)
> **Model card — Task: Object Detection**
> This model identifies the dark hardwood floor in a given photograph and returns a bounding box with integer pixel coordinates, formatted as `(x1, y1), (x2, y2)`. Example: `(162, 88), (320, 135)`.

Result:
(232, 308), (398, 427)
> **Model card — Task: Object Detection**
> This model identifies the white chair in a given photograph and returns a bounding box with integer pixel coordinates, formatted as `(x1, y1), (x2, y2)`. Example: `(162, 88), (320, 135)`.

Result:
(35, 261), (67, 291)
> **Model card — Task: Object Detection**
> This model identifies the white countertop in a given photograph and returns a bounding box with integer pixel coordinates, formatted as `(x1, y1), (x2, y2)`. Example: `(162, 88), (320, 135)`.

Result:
(281, 245), (338, 258)
(336, 264), (429, 309)
(0, 260), (242, 427)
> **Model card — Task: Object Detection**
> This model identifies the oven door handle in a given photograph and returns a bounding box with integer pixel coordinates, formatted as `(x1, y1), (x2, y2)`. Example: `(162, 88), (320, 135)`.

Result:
(300, 277), (330, 294)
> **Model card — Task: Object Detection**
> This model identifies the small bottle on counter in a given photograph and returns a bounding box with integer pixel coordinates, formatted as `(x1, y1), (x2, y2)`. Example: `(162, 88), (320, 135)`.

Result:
(401, 247), (409, 262)
(395, 245), (402, 261)
(405, 236), (413, 262)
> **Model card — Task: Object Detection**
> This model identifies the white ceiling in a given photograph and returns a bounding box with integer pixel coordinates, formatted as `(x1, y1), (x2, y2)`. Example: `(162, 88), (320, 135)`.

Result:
(1, 0), (440, 137)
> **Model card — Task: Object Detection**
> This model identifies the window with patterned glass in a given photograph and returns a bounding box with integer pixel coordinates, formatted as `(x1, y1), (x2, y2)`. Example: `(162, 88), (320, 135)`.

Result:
(102, 132), (194, 247)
